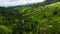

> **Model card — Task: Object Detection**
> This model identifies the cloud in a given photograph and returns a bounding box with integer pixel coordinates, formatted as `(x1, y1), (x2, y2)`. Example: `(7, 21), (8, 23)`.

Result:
(0, 0), (45, 7)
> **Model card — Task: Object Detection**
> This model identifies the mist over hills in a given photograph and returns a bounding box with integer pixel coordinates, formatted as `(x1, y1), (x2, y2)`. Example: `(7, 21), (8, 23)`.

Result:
(0, 0), (60, 34)
(0, 0), (45, 7)
(0, 1), (60, 34)
(0, 0), (60, 7)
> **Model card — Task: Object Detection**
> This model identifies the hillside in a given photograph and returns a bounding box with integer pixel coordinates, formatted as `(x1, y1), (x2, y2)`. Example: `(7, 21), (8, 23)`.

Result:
(0, 2), (60, 34)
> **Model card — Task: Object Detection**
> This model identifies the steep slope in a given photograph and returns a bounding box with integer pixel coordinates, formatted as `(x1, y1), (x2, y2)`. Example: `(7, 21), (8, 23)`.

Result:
(0, 2), (60, 34)
(18, 2), (60, 34)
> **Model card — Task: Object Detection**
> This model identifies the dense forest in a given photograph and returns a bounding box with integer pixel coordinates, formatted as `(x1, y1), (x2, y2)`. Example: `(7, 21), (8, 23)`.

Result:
(0, 0), (60, 34)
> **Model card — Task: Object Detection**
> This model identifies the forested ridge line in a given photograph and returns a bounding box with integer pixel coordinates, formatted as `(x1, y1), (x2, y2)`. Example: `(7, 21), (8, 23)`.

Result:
(0, 2), (60, 34)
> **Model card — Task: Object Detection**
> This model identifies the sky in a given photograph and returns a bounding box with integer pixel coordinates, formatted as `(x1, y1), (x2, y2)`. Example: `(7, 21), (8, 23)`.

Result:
(0, 0), (45, 7)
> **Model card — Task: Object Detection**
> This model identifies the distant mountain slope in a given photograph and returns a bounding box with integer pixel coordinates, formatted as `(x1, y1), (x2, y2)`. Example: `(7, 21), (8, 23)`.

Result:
(0, 2), (60, 34)
(18, 2), (60, 33)
(45, 0), (60, 3)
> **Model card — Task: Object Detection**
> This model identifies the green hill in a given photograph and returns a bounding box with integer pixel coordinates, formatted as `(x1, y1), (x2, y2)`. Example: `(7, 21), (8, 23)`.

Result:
(0, 2), (60, 34)
(19, 2), (60, 34)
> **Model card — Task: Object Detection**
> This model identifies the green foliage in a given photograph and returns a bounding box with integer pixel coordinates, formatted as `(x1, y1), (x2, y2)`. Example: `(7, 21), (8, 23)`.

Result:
(0, 25), (12, 34)
(0, 2), (60, 34)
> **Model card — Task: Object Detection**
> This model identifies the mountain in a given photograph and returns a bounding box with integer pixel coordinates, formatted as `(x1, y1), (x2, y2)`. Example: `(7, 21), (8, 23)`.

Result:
(4, 0), (60, 8)
(45, 0), (60, 4)
(0, 0), (45, 7)
(0, 2), (60, 34)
